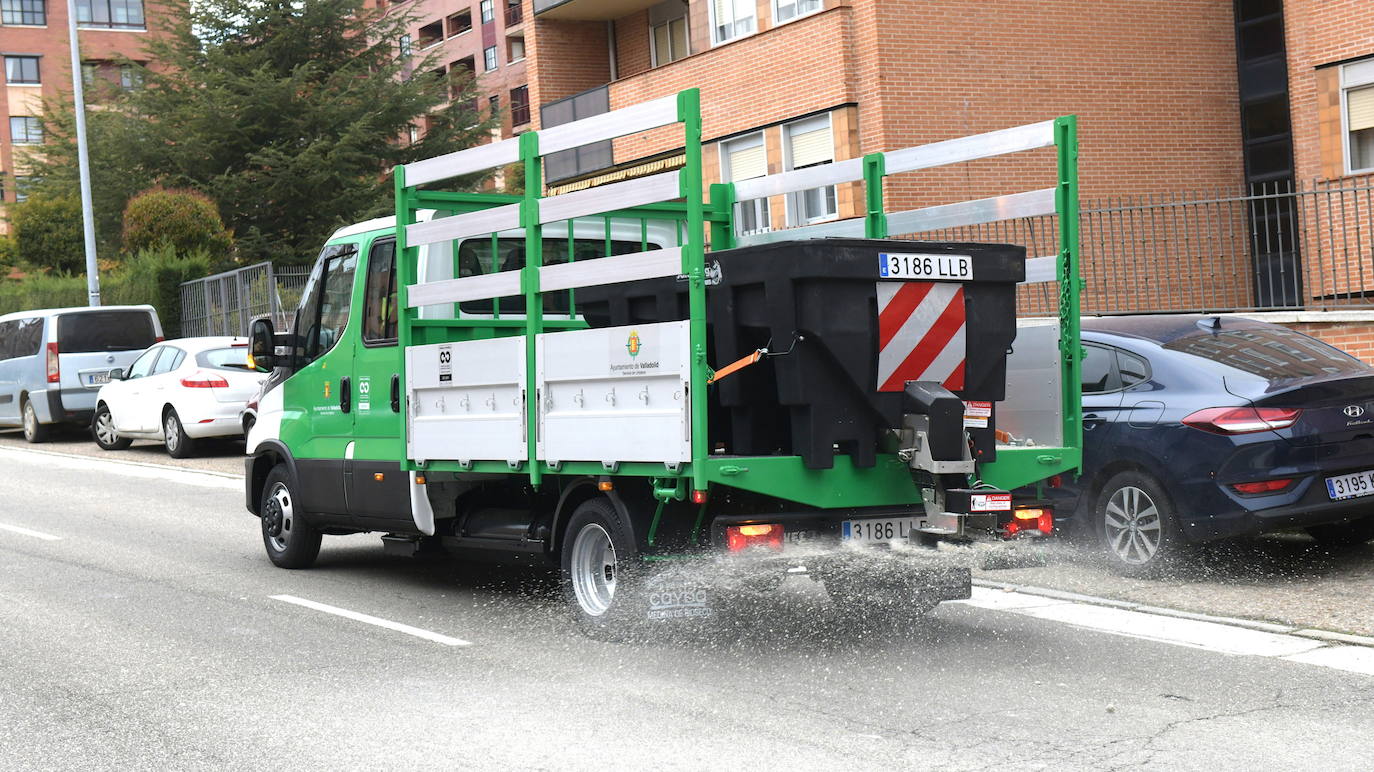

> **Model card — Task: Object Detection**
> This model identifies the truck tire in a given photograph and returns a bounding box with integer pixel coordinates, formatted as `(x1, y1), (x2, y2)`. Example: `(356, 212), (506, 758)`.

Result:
(163, 408), (196, 458)
(560, 497), (643, 640)
(22, 399), (49, 443)
(260, 464), (322, 569)
(1095, 470), (1182, 577)
(91, 404), (132, 451)
(1306, 515), (1374, 549)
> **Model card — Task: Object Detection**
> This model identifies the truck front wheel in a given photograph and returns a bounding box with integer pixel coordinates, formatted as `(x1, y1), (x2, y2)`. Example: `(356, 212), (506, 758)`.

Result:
(560, 497), (642, 640)
(260, 465), (321, 569)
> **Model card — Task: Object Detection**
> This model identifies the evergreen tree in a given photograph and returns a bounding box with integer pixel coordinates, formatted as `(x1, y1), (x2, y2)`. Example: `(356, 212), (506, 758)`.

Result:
(27, 0), (490, 265)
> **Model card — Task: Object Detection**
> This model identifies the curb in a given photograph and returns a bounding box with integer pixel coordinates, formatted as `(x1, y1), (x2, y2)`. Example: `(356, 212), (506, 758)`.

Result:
(0, 443), (245, 480)
(971, 578), (1374, 647)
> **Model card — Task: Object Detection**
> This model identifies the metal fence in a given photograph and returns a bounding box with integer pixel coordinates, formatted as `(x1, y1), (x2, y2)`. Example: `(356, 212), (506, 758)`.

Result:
(180, 262), (309, 338)
(908, 174), (1374, 316)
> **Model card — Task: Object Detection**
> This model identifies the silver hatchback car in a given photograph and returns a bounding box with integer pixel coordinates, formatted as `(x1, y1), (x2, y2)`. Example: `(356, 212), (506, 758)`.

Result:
(0, 305), (163, 442)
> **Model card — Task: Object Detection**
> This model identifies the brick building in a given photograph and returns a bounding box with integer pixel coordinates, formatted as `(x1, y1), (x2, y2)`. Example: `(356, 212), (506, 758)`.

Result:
(0, 0), (167, 220)
(392, 0), (1374, 357)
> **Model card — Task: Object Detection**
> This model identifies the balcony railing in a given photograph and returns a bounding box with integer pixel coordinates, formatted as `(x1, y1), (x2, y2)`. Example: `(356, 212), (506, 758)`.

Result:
(505, 2), (522, 25)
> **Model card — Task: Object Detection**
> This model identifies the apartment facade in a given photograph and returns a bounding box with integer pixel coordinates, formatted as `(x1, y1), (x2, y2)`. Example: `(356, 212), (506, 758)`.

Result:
(0, 0), (165, 218)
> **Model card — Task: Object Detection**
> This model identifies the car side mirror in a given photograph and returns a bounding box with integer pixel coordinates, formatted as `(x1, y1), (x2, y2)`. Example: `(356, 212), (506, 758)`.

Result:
(108, 368), (124, 381)
(249, 319), (276, 372)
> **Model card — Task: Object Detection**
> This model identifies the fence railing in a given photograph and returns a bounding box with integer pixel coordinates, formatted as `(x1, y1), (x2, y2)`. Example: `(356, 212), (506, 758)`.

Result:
(901, 174), (1374, 316)
(180, 262), (308, 338)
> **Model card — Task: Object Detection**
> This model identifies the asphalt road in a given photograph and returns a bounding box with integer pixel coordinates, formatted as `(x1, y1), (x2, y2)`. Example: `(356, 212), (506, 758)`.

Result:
(3, 446), (1374, 770)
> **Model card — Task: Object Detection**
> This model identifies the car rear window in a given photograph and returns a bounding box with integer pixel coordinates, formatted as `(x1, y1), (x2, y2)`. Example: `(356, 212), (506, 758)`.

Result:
(1163, 327), (1369, 381)
(195, 347), (252, 371)
(57, 311), (157, 353)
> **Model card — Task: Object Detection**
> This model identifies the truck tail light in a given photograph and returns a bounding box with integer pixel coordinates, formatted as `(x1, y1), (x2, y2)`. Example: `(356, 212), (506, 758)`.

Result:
(1231, 478), (1294, 495)
(725, 523), (783, 552)
(1183, 407), (1301, 435)
(1004, 508), (1053, 537)
(46, 342), (59, 383)
(181, 372), (230, 388)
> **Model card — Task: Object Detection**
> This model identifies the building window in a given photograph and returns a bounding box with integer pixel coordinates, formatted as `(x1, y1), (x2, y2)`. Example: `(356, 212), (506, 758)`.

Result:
(9, 116), (42, 145)
(398, 34), (412, 58)
(417, 20), (443, 48)
(446, 9), (471, 36)
(484, 46), (498, 71)
(1343, 58), (1374, 174)
(508, 36), (525, 62)
(75, 0), (144, 28)
(81, 62), (97, 87)
(1, 0), (45, 25)
(480, 0), (493, 24)
(710, 0), (755, 45)
(720, 132), (770, 234)
(773, 0), (821, 24)
(651, 16), (688, 66)
(510, 85), (529, 126)
(119, 64), (143, 91)
(504, 0), (521, 26)
(783, 114), (836, 225)
(14, 176), (35, 203)
(5, 56), (39, 85)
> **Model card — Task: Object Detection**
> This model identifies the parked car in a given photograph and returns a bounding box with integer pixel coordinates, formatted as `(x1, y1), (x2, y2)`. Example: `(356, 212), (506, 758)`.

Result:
(1053, 315), (1374, 574)
(91, 336), (265, 458)
(0, 305), (163, 443)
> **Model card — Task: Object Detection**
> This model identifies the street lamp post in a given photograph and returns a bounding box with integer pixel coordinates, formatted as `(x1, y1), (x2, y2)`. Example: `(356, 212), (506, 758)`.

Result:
(65, 0), (101, 306)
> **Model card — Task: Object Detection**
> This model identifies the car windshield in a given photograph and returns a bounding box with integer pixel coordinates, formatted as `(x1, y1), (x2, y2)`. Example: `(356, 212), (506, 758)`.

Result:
(195, 346), (252, 371)
(57, 311), (157, 353)
(1162, 326), (1369, 382)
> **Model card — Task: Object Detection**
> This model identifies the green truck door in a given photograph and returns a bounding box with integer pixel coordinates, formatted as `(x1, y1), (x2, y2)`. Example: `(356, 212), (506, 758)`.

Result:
(285, 243), (360, 516)
(346, 237), (411, 521)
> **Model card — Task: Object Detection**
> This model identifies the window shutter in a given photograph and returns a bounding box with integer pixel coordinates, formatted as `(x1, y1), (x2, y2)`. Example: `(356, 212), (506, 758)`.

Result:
(727, 143), (767, 181)
(713, 0), (730, 25)
(1349, 86), (1374, 132)
(653, 23), (670, 64)
(788, 124), (833, 168)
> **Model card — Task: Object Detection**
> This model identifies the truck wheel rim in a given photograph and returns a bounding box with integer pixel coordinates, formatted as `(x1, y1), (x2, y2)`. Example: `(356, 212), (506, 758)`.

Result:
(165, 415), (179, 451)
(95, 411), (118, 446)
(571, 523), (616, 617)
(265, 482), (294, 552)
(1104, 485), (1161, 565)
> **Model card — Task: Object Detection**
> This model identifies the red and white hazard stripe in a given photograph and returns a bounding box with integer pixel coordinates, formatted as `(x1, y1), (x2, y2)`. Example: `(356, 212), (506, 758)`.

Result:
(876, 282), (966, 393)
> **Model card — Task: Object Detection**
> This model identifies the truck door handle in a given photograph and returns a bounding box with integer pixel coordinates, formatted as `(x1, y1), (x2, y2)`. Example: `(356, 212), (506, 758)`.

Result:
(390, 374), (400, 413)
(340, 376), (351, 414)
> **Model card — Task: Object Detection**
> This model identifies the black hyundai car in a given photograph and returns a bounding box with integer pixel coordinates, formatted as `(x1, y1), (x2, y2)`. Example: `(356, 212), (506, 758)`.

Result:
(1053, 315), (1374, 574)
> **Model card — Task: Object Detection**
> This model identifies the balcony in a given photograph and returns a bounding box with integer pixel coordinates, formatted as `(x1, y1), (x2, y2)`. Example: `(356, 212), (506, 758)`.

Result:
(533, 0), (659, 21)
(504, 1), (522, 26)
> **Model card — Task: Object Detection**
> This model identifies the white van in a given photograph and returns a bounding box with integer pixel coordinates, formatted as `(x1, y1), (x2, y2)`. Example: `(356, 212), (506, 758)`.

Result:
(0, 305), (163, 442)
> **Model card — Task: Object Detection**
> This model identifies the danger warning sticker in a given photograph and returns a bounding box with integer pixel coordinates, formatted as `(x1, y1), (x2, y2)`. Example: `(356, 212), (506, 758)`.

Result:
(963, 400), (992, 428)
(970, 493), (1012, 512)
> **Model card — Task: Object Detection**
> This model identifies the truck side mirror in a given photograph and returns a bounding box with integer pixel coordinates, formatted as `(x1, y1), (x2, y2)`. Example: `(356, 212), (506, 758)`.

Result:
(249, 319), (276, 372)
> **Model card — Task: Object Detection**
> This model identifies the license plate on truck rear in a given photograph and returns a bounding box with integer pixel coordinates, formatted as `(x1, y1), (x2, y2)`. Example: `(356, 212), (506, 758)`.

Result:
(1326, 470), (1374, 500)
(842, 517), (918, 544)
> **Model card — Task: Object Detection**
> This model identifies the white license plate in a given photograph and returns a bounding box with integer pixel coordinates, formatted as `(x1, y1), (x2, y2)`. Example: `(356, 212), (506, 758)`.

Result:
(878, 252), (972, 280)
(1326, 470), (1374, 500)
(842, 517), (918, 544)
(86, 372), (110, 386)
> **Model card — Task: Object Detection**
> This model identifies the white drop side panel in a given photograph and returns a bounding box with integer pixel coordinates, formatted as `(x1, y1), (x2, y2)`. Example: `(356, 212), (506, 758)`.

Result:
(537, 321), (691, 466)
(999, 319), (1064, 448)
(406, 337), (525, 465)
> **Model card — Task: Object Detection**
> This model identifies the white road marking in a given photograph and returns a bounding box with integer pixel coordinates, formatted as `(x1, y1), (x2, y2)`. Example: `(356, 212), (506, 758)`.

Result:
(0, 446), (240, 490)
(271, 594), (472, 647)
(954, 587), (1370, 676)
(0, 521), (61, 541)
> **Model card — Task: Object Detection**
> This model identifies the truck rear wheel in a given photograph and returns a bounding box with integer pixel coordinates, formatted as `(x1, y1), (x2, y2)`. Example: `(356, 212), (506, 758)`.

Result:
(560, 497), (643, 640)
(260, 465), (321, 569)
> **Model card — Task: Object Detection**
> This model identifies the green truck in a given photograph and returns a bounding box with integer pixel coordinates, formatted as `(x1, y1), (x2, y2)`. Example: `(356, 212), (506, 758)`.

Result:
(243, 89), (1083, 636)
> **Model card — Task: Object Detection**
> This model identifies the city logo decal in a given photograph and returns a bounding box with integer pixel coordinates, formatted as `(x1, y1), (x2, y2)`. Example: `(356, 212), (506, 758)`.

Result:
(626, 330), (642, 358)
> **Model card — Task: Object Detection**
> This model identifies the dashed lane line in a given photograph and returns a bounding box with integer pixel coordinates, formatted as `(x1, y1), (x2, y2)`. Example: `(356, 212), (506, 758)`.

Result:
(0, 521), (61, 541)
(270, 594), (473, 647)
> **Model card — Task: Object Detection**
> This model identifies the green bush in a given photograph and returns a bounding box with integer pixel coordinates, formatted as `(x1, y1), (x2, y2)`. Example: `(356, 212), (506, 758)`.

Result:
(105, 244), (211, 337)
(11, 194), (84, 274)
(0, 273), (88, 316)
(0, 236), (18, 271)
(122, 188), (233, 263)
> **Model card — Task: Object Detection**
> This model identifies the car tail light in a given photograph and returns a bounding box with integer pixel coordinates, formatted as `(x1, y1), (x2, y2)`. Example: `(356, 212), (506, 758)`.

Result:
(46, 342), (59, 383)
(1004, 507), (1053, 537)
(1231, 478), (1295, 495)
(181, 372), (229, 388)
(1182, 406), (1301, 435)
(725, 523), (783, 552)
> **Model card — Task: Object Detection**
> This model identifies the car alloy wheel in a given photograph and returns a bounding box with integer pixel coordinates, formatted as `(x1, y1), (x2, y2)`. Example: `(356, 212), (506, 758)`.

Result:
(1103, 485), (1162, 565)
